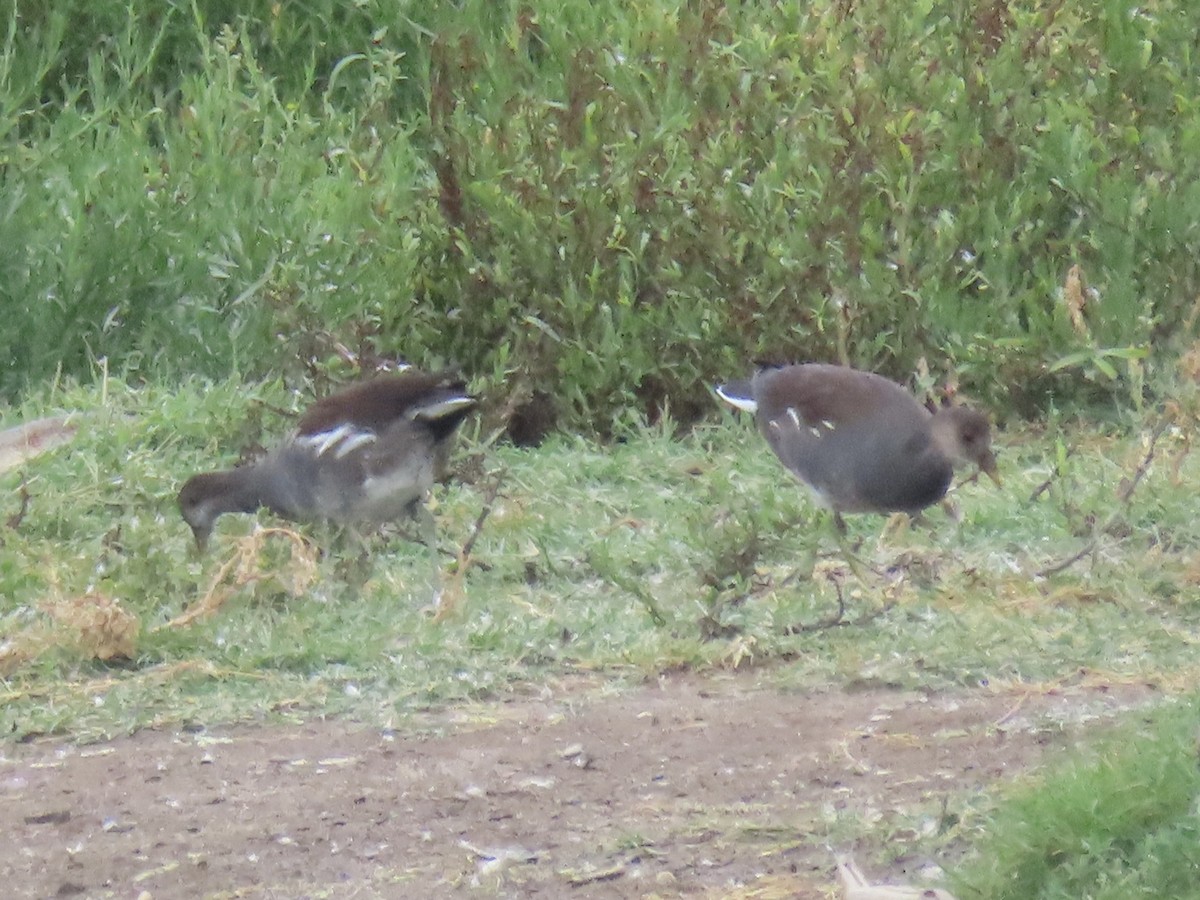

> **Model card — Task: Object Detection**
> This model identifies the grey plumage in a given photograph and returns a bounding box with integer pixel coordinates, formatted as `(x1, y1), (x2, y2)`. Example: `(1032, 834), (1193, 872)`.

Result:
(716, 363), (998, 520)
(178, 371), (477, 551)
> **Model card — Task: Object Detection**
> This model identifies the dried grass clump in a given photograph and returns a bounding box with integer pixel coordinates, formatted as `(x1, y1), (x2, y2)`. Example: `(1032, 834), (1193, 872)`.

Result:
(0, 637), (37, 676)
(161, 527), (319, 630)
(43, 591), (140, 661)
(1, 592), (139, 675)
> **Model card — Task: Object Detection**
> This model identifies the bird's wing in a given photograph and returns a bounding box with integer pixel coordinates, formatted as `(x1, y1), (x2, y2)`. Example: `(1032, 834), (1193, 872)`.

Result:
(756, 365), (925, 429)
(296, 371), (473, 435)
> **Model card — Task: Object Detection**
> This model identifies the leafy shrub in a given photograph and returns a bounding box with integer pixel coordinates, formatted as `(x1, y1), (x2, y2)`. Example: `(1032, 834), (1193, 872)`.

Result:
(3, 0), (1198, 429)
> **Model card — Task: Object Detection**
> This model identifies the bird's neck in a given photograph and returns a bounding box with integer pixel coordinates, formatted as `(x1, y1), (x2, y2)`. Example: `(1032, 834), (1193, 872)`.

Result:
(205, 467), (268, 515)
(928, 413), (966, 464)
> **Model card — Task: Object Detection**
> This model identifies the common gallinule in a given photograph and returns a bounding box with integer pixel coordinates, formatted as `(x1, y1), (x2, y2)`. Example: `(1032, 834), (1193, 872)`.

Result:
(716, 363), (999, 531)
(178, 370), (477, 569)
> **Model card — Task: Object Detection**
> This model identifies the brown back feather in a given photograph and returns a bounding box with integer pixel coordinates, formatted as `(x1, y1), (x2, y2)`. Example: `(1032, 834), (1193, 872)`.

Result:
(296, 371), (471, 435)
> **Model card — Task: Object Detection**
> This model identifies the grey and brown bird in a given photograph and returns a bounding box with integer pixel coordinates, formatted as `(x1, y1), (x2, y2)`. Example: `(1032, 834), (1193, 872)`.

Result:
(716, 363), (999, 530)
(177, 370), (477, 566)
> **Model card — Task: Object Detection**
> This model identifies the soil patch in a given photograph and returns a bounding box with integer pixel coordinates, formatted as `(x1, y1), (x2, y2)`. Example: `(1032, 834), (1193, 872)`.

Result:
(2, 673), (1158, 899)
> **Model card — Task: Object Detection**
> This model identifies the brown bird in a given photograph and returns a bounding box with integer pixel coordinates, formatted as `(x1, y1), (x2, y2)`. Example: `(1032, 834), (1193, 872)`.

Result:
(716, 363), (999, 531)
(178, 370), (477, 603)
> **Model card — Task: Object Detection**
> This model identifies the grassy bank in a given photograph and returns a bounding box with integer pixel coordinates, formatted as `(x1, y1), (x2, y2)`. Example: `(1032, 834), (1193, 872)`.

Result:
(1, 373), (1197, 738)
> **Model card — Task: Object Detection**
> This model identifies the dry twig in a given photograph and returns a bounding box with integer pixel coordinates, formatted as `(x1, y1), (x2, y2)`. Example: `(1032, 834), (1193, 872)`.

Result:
(1029, 445), (1073, 502)
(434, 467), (506, 621)
(782, 573), (896, 634)
(6, 479), (30, 530)
(1036, 418), (1170, 578)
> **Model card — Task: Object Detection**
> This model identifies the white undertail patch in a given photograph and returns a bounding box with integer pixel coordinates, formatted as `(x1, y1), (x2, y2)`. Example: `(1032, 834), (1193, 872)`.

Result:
(412, 395), (476, 421)
(714, 385), (758, 414)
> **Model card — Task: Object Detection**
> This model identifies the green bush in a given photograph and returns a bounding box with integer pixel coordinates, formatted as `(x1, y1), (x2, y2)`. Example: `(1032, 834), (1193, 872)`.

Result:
(3, 0), (1198, 428)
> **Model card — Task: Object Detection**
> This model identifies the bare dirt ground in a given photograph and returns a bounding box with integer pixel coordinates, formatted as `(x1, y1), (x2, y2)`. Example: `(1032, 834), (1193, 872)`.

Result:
(2, 673), (1158, 900)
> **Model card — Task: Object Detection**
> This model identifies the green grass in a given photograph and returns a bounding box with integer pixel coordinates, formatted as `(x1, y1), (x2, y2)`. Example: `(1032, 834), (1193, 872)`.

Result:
(3, 372), (1200, 744)
(952, 697), (1200, 900)
(4, 373), (1200, 895)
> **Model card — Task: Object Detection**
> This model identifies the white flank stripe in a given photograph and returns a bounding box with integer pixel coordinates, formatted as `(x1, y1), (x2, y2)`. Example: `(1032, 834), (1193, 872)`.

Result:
(298, 423), (377, 458)
(308, 423), (354, 456)
(331, 430), (377, 458)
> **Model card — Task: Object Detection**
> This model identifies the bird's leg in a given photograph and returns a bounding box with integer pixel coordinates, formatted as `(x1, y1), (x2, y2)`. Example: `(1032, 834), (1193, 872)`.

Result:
(788, 525), (820, 585)
(414, 503), (444, 613)
(876, 512), (912, 545)
(787, 510), (869, 586)
(830, 517), (873, 585)
(833, 511), (848, 535)
(940, 496), (962, 524)
(832, 511), (868, 555)
(329, 522), (375, 583)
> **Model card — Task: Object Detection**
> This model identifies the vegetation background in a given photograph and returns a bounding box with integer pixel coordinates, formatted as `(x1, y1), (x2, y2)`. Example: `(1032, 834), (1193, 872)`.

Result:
(3, 1), (1200, 897)
(4, 0), (1195, 432)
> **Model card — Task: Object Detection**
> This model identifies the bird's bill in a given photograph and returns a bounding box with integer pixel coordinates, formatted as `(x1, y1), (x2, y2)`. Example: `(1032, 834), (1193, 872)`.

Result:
(189, 525), (211, 554)
(979, 452), (1002, 487)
